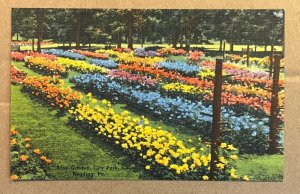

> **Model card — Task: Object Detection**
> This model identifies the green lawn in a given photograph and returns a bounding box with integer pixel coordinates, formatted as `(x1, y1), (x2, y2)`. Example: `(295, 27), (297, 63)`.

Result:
(11, 59), (284, 181)
(237, 155), (284, 181)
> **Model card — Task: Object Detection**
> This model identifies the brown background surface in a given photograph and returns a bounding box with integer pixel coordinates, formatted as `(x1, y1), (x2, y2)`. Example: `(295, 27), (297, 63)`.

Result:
(0, 0), (300, 193)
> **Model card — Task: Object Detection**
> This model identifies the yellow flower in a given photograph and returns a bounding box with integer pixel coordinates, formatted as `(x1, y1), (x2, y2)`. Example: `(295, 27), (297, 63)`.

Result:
(227, 144), (237, 151)
(242, 175), (250, 181)
(230, 155), (238, 160)
(101, 99), (108, 104)
(10, 175), (18, 180)
(145, 165), (150, 170)
(216, 163), (225, 169)
(10, 139), (17, 145)
(202, 175), (209, 181)
(220, 143), (227, 148)
(91, 99), (97, 104)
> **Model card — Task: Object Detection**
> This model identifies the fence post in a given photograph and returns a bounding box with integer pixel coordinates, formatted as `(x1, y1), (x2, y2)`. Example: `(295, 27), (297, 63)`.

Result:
(269, 54), (281, 154)
(209, 58), (223, 179)
(269, 45), (274, 78)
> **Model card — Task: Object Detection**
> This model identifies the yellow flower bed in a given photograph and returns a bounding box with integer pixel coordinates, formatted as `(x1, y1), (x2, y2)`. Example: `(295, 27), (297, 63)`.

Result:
(24, 56), (67, 76)
(57, 57), (108, 74)
(68, 94), (243, 180)
(162, 82), (210, 96)
(117, 52), (164, 66)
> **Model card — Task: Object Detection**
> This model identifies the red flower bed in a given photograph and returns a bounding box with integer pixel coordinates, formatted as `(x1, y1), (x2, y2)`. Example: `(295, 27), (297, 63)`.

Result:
(11, 65), (26, 83)
(11, 52), (26, 61)
(25, 51), (57, 61)
(72, 49), (109, 60)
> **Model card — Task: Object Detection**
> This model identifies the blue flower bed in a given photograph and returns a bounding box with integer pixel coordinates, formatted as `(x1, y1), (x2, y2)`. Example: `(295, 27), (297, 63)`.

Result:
(157, 61), (201, 76)
(42, 49), (86, 60)
(70, 73), (276, 154)
(89, 59), (118, 69)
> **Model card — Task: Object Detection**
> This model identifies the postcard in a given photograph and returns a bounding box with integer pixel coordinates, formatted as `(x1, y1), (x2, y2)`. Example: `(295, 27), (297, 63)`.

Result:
(10, 8), (284, 182)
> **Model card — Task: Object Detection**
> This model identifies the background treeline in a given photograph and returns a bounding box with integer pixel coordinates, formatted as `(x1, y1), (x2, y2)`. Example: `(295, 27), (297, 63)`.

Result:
(12, 9), (284, 52)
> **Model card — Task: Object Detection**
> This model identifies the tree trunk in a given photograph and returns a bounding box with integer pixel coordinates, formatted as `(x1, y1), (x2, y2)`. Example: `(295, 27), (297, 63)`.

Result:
(219, 38), (223, 52)
(75, 10), (82, 49)
(63, 42), (65, 47)
(254, 45), (257, 52)
(246, 44), (250, 67)
(172, 30), (179, 48)
(69, 42), (71, 49)
(117, 32), (121, 48)
(36, 9), (45, 52)
(230, 27), (234, 53)
(16, 32), (19, 41)
(265, 44), (268, 53)
(127, 11), (133, 49)
(32, 38), (35, 51)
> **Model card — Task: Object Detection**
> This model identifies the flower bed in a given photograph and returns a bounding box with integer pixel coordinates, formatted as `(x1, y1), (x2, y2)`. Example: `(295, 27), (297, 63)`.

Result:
(18, 75), (246, 180)
(10, 127), (52, 180)
(108, 70), (158, 90)
(57, 57), (108, 74)
(90, 59), (118, 69)
(116, 53), (164, 66)
(11, 65), (26, 84)
(11, 51), (26, 61)
(119, 63), (214, 89)
(69, 96), (243, 180)
(24, 57), (68, 77)
(42, 49), (86, 60)
(157, 61), (201, 77)
(189, 51), (205, 62)
(134, 48), (160, 57)
(22, 76), (82, 110)
(72, 49), (109, 60)
(70, 73), (272, 154)
(25, 51), (57, 60)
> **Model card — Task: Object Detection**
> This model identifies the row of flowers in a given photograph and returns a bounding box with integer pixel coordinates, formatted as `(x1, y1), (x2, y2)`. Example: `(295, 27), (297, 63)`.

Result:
(157, 47), (186, 56)
(11, 65), (26, 83)
(108, 70), (158, 90)
(90, 59), (118, 69)
(16, 74), (246, 180)
(72, 49), (109, 60)
(119, 63), (214, 89)
(69, 96), (245, 180)
(70, 73), (272, 154)
(24, 57), (68, 77)
(11, 51), (57, 62)
(134, 48), (160, 57)
(199, 60), (284, 88)
(42, 49), (86, 60)
(10, 127), (52, 180)
(57, 57), (109, 74)
(157, 61), (202, 77)
(22, 76), (82, 110)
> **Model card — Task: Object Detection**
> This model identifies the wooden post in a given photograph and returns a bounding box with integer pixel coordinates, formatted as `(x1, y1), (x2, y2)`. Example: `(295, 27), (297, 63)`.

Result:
(269, 55), (281, 154)
(210, 58), (223, 180)
(269, 45), (274, 78)
(246, 44), (250, 67)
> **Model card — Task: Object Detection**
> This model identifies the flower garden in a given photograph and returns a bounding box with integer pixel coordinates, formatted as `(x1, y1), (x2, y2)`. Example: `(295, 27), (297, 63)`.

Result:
(10, 46), (284, 181)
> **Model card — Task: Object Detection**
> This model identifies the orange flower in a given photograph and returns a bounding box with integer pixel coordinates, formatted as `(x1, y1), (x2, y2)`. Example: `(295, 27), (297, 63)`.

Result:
(40, 156), (47, 161)
(10, 175), (19, 180)
(10, 129), (18, 135)
(24, 137), (31, 142)
(11, 139), (17, 145)
(20, 155), (28, 162)
(33, 149), (41, 155)
(45, 159), (52, 164)
(25, 144), (31, 148)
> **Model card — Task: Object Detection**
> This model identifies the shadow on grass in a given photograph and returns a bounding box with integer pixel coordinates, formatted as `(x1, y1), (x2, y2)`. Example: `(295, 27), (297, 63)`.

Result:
(20, 88), (153, 180)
